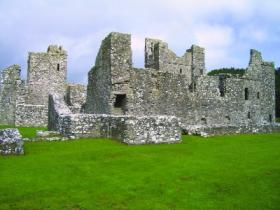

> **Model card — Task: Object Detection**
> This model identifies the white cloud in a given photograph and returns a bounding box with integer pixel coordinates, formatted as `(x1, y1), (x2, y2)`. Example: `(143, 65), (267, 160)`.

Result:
(193, 24), (234, 48)
(239, 26), (268, 43)
(0, 0), (280, 82)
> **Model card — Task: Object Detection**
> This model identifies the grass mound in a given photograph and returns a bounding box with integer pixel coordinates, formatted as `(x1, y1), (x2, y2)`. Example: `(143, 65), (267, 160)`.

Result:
(0, 133), (280, 210)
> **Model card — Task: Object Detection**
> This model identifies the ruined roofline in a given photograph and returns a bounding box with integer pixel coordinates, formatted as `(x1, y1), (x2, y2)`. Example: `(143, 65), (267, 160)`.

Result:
(0, 64), (21, 73)
(28, 45), (67, 56)
(102, 31), (205, 59)
(249, 49), (274, 66)
(0, 65), (22, 81)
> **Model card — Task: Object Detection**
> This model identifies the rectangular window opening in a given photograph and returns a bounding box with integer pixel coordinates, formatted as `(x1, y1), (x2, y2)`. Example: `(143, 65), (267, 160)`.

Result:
(114, 94), (127, 113)
(245, 88), (249, 100)
(219, 75), (226, 97)
(247, 112), (251, 119)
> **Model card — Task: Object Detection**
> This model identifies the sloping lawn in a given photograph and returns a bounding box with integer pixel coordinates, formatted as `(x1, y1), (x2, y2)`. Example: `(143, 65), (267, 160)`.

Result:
(0, 133), (280, 210)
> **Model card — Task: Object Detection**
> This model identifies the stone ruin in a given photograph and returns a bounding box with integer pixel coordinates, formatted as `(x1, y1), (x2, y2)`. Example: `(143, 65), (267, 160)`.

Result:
(0, 128), (24, 155)
(0, 46), (86, 127)
(0, 32), (279, 144)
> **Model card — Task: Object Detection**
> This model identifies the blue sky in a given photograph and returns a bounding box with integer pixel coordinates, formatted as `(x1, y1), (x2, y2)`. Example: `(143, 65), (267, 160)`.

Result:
(0, 0), (279, 83)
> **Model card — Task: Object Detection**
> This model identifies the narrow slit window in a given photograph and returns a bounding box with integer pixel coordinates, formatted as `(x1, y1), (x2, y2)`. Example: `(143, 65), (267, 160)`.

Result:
(247, 112), (251, 119)
(245, 88), (249, 100)
(269, 114), (272, 122)
(57, 63), (60, 71)
(219, 75), (226, 97)
(257, 92), (260, 99)
(179, 68), (182, 74)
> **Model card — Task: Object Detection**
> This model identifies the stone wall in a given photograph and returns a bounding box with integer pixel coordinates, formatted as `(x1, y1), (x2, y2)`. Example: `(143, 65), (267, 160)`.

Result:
(0, 65), (23, 125)
(50, 94), (181, 144)
(85, 34), (114, 114)
(0, 128), (24, 155)
(65, 84), (86, 113)
(0, 46), (68, 127)
(15, 104), (47, 126)
(0, 31), (277, 140)
(84, 32), (276, 136)
(26, 45), (67, 106)
(145, 39), (205, 83)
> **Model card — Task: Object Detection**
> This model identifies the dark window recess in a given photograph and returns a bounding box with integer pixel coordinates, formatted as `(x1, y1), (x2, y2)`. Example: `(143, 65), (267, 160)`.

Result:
(180, 68), (182, 74)
(114, 94), (127, 110)
(225, 116), (230, 121)
(201, 118), (207, 125)
(269, 114), (272, 122)
(247, 112), (251, 119)
(245, 88), (249, 100)
(219, 75), (226, 97)
(257, 92), (260, 99)
(57, 64), (60, 71)
(189, 82), (196, 92)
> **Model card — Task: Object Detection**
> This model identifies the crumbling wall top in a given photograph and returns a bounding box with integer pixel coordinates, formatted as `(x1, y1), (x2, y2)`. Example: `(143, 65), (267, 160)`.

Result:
(249, 49), (262, 65)
(0, 65), (21, 83)
(47, 45), (66, 54)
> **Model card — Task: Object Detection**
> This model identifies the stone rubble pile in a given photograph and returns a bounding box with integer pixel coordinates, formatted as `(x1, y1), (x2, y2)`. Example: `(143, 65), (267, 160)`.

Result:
(0, 128), (24, 155)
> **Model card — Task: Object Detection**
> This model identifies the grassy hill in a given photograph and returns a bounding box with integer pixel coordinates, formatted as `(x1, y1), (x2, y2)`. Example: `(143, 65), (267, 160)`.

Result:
(0, 131), (279, 210)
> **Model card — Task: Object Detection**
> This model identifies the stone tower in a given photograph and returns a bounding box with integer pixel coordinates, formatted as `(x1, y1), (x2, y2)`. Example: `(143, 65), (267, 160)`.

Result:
(26, 45), (67, 106)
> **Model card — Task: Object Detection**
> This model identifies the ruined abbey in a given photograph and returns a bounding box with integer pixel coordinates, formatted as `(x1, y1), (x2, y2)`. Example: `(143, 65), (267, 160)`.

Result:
(0, 32), (278, 144)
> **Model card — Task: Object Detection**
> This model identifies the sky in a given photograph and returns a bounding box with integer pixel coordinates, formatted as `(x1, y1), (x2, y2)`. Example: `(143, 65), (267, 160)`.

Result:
(0, 0), (280, 83)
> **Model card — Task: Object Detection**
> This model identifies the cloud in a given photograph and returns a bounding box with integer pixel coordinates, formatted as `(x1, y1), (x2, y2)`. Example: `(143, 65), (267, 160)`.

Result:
(194, 24), (234, 48)
(0, 0), (279, 83)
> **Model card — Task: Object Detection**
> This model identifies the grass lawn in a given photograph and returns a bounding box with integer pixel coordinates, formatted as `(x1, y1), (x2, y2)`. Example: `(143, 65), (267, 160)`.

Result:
(0, 133), (280, 210)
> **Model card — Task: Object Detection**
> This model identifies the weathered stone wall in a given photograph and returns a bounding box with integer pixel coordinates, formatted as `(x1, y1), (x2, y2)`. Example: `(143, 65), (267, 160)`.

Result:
(0, 46), (68, 127)
(0, 128), (24, 155)
(26, 45), (67, 106)
(50, 94), (181, 144)
(48, 93), (72, 132)
(15, 104), (48, 126)
(0, 65), (23, 125)
(65, 84), (86, 113)
(145, 39), (205, 83)
(85, 34), (113, 114)
(85, 32), (276, 136)
(85, 32), (133, 115)
(0, 31), (276, 139)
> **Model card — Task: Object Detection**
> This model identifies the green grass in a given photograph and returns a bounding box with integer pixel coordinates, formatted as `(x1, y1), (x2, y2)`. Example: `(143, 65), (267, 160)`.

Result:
(276, 118), (280, 123)
(0, 133), (280, 210)
(0, 124), (47, 138)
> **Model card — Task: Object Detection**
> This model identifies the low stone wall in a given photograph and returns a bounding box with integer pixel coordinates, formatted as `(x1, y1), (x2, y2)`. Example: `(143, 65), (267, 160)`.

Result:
(61, 114), (181, 144)
(15, 104), (48, 126)
(0, 128), (24, 155)
(184, 123), (280, 137)
(49, 94), (181, 144)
